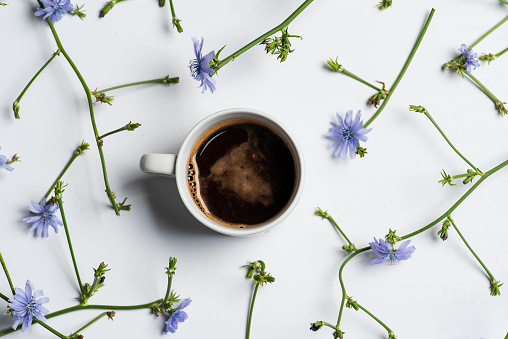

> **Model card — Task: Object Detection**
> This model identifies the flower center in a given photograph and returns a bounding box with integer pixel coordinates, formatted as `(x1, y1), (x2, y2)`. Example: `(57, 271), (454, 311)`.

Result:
(25, 297), (38, 315)
(340, 126), (354, 140)
(189, 59), (201, 78)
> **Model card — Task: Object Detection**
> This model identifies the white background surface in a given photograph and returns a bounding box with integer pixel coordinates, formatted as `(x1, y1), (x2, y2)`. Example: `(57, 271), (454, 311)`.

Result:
(1, 0), (508, 338)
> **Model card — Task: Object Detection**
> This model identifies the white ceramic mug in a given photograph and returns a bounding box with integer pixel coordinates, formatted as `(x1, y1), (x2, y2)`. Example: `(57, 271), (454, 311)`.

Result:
(139, 108), (304, 236)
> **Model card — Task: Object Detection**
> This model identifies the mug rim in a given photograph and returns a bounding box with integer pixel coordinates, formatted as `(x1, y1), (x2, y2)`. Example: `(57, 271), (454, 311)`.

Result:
(175, 108), (304, 236)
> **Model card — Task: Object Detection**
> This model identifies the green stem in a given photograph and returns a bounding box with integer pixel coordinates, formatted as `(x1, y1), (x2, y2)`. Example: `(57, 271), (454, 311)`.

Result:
(326, 215), (354, 246)
(33, 319), (68, 339)
(364, 8), (435, 128)
(355, 301), (393, 334)
(449, 218), (496, 282)
(246, 283), (259, 339)
(13, 50), (60, 119)
(169, 0), (183, 33)
(69, 312), (108, 337)
(0, 253), (15, 295)
(56, 193), (84, 295)
(495, 46), (508, 58)
(500, 0), (508, 5)
(44, 16), (119, 214)
(0, 292), (8, 302)
(463, 72), (503, 112)
(469, 14), (508, 50)
(98, 125), (129, 140)
(46, 299), (162, 319)
(422, 111), (479, 171)
(340, 69), (382, 92)
(335, 249), (368, 328)
(162, 274), (174, 307)
(212, 0), (314, 73)
(95, 77), (179, 93)
(44, 153), (78, 199)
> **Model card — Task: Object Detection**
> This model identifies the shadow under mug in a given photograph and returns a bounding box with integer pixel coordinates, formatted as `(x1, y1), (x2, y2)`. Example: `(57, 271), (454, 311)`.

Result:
(139, 108), (304, 236)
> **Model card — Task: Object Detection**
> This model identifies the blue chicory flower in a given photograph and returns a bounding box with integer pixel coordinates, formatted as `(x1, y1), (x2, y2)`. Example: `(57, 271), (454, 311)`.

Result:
(369, 237), (415, 265)
(0, 146), (14, 172)
(22, 197), (63, 237)
(459, 44), (480, 73)
(189, 37), (216, 93)
(35, 0), (73, 23)
(327, 110), (371, 159)
(8, 280), (49, 333)
(164, 298), (191, 334)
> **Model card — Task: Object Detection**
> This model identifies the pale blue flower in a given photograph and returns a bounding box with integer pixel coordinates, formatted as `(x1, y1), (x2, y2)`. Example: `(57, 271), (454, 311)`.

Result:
(369, 237), (415, 265)
(189, 37), (216, 93)
(327, 110), (371, 159)
(459, 44), (480, 73)
(164, 298), (191, 334)
(0, 146), (14, 172)
(35, 0), (73, 22)
(22, 197), (63, 237)
(8, 280), (49, 333)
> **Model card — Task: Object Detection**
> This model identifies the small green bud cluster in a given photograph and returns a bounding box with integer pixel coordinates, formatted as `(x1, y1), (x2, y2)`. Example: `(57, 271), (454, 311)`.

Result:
(243, 260), (274, 286)
(333, 329), (345, 339)
(162, 75), (180, 84)
(409, 105), (428, 114)
(496, 101), (508, 116)
(126, 121), (141, 132)
(385, 229), (401, 246)
(480, 53), (497, 64)
(377, 0), (393, 10)
(314, 207), (329, 219)
(345, 295), (360, 311)
(71, 4), (86, 20)
(355, 144), (367, 158)
(490, 280), (503, 296)
(99, 0), (126, 18)
(117, 197), (131, 211)
(262, 27), (302, 63)
(80, 262), (110, 305)
(326, 58), (344, 72)
(74, 141), (90, 156)
(54, 181), (68, 200)
(309, 321), (323, 331)
(342, 244), (357, 253)
(437, 216), (452, 241)
(91, 89), (114, 105)
(439, 169), (455, 186)
(166, 257), (177, 276)
(368, 81), (389, 108)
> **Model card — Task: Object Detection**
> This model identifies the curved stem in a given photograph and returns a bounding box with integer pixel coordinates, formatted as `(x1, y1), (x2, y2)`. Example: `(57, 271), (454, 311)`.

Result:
(56, 195), (84, 295)
(169, 0), (183, 32)
(246, 283), (259, 339)
(13, 50), (60, 119)
(162, 274), (174, 307)
(44, 18), (119, 214)
(95, 77), (179, 93)
(0, 253), (15, 295)
(335, 248), (368, 328)
(364, 8), (435, 128)
(212, 0), (314, 73)
(449, 218), (496, 282)
(469, 14), (508, 50)
(422, 111), (478, 171)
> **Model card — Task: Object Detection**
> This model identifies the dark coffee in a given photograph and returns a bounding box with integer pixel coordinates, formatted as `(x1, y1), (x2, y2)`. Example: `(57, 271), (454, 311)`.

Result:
(186, 118), (296, 228)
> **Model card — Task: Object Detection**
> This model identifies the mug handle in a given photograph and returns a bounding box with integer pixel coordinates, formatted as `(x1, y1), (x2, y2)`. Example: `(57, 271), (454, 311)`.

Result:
(139, 154), (177, 177)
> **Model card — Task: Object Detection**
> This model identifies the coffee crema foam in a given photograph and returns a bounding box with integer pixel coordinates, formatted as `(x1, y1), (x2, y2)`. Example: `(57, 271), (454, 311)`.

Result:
(186, 118), (296, 228)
